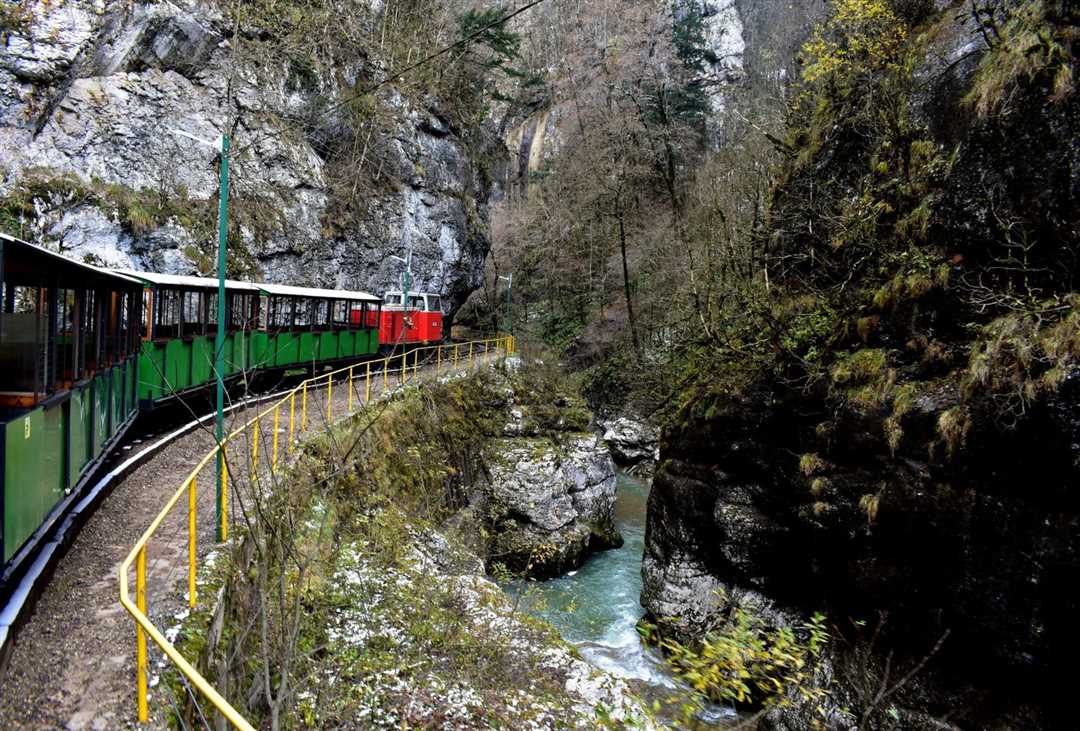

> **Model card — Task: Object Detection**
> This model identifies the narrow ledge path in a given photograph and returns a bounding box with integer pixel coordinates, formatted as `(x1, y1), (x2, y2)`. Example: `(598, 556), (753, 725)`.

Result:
(0, 348), (501, 730)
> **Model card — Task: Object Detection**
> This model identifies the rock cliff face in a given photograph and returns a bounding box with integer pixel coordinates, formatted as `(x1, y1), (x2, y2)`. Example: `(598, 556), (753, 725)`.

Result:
(642, 2), (1080, 727)
(0, 0), (504, 315)
(502, 0), (824, 187)
(485, 432), (621, 578)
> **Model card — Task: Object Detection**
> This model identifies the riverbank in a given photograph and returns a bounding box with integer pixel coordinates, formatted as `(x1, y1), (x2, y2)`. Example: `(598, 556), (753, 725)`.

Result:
(507, 472), (737, 728)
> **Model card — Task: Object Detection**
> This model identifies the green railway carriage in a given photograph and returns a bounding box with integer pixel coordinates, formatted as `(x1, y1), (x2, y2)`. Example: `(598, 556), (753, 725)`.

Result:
(255, 282), (382, 369)
(125, 273), (383, 404)
(1, 236), (383, 585)
(120, 270), (265, 403)
(0, 234), (143, 571)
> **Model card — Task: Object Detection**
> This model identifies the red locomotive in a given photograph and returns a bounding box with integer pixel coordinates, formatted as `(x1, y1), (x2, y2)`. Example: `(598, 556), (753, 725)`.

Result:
(353, 290), (443, 347)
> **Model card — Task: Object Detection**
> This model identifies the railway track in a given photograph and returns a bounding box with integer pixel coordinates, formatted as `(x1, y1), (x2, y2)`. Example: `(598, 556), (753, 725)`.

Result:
(0, 346), (502, 729)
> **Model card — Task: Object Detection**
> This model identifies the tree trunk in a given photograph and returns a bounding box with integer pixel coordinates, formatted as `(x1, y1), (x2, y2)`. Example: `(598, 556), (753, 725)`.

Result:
(617, 199), (642, 355)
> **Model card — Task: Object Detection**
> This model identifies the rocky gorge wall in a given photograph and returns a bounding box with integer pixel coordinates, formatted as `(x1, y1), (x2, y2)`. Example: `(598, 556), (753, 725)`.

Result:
(0, 0), (506, 316)
(641, 1), (1080, 727)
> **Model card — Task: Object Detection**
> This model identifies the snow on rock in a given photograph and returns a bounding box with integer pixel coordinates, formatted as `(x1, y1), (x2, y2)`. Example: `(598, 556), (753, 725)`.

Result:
(317, 530), (652, 729)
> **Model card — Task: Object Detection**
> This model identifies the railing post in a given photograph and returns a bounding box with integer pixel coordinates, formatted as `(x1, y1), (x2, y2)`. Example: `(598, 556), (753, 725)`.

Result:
(135, 546), (149, 722)
(415, 348), (421, 381)
(454, 343), (459, 370)
(437, 345), (442, 378)
(288, 392), (296, 448)
(468, 342), (473, 369)
(302, 381), (308, 431)
(365, 361), (371, 403)
(188, 478), (197, 608)
(272, 405), (280, 473)
(401, 352), (407, 385)
(348, 366), (354, 413)
(220, 455), (229, 541)
(383, 357), (388, 392)
(327, 373), (333, 421)
(251, 418), (260, 474)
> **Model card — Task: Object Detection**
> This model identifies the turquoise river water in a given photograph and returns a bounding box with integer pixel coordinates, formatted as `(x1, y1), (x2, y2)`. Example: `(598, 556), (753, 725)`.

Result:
(505, 472), (734, 726)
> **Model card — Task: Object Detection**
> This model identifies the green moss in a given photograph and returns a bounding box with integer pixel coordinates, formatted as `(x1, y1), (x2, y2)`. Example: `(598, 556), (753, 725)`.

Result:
(965, 301), (1079, 424)
(966, 0), (1076, 117)
(937, 405), (971, 459)
(831, 348), (889, 387)
(800, 453), (830, 478)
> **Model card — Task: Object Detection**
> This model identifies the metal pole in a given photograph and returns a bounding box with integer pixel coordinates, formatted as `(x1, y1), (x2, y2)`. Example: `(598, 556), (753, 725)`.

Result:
(214, 134), (230, 542)
(402, 251), (411, 345)
(220, 456), (229, 541)
(348, 365), (354, 412)
(188, 478), (197, 608)
(135, 547), (148, 721)
(507, 273), (513, 335)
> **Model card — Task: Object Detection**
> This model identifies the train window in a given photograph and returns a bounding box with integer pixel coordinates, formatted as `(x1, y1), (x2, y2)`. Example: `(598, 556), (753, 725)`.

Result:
(268, 296), (289, 330)
(181, 291), (203, 337)
(314, 300), (329, 329)
(427, 296), (441, 312)
(408, 295), (424, 310)
(292, 298), (308, 328)
(332, 300), (348, 328)
(0, 285), (44, 395)
(384, 293), (401, 306)
(84, 289), (100, 369)
(142, 289), (152, 339)
(154, 289), (181, 339)
(231, 294), (256, 330)
(104, 290), (119, 365)
(57, 288), (77, 384)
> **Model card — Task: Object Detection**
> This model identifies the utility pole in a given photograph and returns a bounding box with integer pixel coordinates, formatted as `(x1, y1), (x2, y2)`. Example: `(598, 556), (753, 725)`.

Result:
(214, 135), (229, 542)
(499, 273), (513, 335)
(390, 249), (413, 343)
(171, 128), (229, 541)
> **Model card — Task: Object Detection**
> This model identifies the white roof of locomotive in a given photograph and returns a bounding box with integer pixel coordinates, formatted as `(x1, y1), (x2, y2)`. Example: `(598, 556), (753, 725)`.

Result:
(384, 290), (440, 298)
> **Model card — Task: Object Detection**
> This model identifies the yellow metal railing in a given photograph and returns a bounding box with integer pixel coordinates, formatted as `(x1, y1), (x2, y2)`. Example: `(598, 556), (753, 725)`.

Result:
(118, 336), (514, 729)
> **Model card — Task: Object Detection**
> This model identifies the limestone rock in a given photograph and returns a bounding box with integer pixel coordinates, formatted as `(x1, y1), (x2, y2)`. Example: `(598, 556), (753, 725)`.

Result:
(0, 1), (503, 319)
(486, 433), (622, 578)
(598, 415), (659, 476)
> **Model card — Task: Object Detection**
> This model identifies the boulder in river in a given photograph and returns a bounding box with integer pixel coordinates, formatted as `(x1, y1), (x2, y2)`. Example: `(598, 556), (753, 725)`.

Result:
(598, 414), (659, 478)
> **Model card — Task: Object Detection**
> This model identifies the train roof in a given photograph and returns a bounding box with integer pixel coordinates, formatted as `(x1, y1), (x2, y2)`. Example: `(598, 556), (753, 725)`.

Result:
(258, 282), (380, 302)
(117, 268), (380, 302)
(117, 269), (262, 292)
(1, 233), (144, 288)
(383, 290), (440, 297)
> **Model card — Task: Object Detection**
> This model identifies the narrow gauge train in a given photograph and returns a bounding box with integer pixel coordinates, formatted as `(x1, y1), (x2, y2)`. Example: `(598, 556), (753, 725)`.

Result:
(0, 232), (446, 589)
